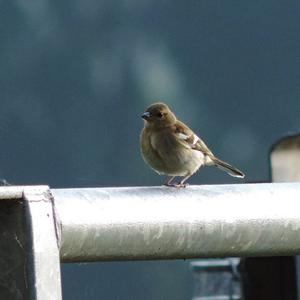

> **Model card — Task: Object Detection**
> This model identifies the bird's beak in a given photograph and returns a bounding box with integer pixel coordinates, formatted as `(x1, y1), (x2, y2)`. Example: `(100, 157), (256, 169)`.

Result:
(141, 111), (151, 120)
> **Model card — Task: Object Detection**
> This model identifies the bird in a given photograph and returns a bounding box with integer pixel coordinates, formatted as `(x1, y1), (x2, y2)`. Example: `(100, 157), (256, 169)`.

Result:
(140, 102), (245, 187)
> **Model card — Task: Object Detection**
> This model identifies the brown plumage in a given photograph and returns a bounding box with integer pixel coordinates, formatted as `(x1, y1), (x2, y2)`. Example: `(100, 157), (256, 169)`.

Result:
(140, 102), (245, 187)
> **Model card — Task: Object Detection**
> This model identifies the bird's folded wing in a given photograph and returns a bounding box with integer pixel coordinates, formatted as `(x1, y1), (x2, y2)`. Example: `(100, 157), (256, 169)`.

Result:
(174, 121), (214, 156)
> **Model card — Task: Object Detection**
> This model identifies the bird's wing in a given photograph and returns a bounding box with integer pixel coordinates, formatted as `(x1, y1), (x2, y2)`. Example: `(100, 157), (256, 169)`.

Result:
(173, 121), (214, 156)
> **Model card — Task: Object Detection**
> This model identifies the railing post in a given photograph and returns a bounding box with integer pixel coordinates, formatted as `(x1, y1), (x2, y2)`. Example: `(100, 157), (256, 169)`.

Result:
(0, 186), (62, 300)
(271, 134), (300, 300)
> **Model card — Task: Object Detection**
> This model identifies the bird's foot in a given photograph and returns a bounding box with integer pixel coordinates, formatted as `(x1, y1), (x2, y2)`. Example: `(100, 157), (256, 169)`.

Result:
(175, 183), (189, 188)
(163, 182), (188, 188)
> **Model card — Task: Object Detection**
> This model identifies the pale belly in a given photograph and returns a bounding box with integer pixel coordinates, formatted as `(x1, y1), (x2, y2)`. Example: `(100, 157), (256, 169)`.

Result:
(142, 144), (205, 176)
(159, 148), (205, 176)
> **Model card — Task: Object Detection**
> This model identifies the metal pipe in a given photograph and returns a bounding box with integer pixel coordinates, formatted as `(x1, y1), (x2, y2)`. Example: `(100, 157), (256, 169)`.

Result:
(51, 183), (300, 262)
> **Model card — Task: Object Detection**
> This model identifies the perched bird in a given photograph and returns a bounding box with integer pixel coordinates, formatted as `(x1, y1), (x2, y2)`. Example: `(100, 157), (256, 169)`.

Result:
(140, 102), (245, 187)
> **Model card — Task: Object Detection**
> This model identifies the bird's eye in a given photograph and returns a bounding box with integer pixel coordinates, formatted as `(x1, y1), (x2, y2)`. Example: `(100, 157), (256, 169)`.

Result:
(157, 112), (163, 118)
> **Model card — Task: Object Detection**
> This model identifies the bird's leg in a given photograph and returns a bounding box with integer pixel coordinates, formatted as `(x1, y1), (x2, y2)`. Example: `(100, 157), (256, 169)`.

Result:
(163, 176), (176, 187)
(174, 174), (192, 188)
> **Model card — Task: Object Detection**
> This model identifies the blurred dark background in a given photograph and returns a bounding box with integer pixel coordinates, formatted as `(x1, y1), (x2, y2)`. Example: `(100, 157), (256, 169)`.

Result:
(1, 1), (300, 299)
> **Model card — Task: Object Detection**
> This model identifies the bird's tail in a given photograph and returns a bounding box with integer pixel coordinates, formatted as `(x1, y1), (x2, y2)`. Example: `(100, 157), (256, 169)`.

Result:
(211, 157), (245, 178)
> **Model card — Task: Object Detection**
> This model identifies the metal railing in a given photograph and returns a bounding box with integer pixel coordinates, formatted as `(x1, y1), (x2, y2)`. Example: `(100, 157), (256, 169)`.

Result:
(1, 182), (300, 299)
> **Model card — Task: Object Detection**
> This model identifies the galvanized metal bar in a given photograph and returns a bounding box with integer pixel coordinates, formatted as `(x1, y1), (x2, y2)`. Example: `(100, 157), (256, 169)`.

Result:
(52, 183), (300, 262)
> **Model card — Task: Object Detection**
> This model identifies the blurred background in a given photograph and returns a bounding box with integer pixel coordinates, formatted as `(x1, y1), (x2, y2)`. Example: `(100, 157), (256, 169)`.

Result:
(1, 0), (300, 299)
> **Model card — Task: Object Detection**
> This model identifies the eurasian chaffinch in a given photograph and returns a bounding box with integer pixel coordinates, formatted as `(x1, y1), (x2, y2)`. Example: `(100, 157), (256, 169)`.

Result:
(140, 102), (245, 187)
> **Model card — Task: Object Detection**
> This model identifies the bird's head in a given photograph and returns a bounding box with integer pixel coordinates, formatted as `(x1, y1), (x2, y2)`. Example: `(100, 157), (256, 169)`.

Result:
(141, 103), (177, 128)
